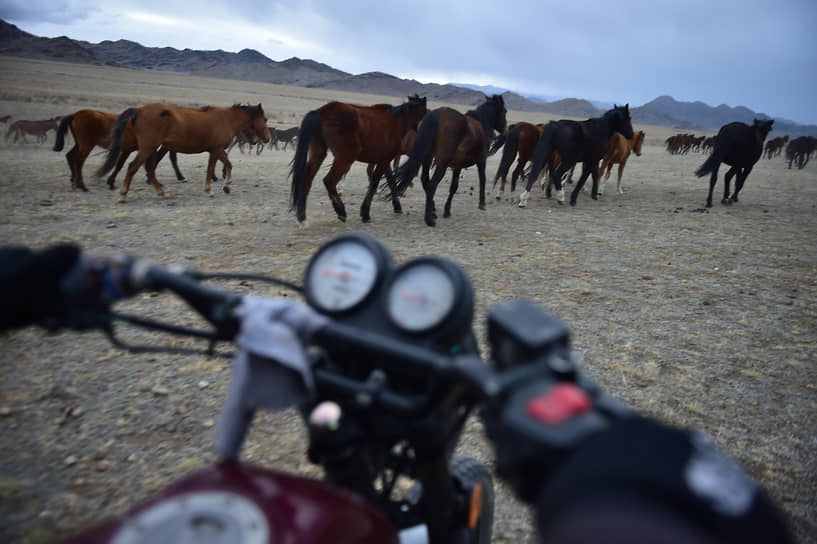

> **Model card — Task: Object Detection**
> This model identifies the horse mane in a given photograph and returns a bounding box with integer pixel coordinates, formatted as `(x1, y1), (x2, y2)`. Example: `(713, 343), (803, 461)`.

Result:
(231, 103), (264, 119)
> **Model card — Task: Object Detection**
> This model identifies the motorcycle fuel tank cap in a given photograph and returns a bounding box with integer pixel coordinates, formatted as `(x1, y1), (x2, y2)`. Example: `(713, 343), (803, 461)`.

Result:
(111, 491), (268, 544)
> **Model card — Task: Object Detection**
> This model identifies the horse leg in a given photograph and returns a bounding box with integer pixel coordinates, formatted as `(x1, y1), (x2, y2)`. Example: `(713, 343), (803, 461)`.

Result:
(170, 151), (186, 181)
(730, 165), (752, 203)
(616, 161), (626, 194)
(65, 146), (85, 192)
(323, 159), (353, 222)
(146, 147), (169, 185)
(120, 151), (151, 202)
(443, 169), (462, 218)
(551, 164), (567, 204)
(477, 159), (488, 211)
(218, 150), (233, 194)
(143, 150), (166, 197)
(706, 165), (720, 208)
(425, 162), (449, 227)
(722, 166), (736, 205)
(361, 163), (383, 222)
(108, 151), (131, 190)
(204, 154), (218, 196)
(570, 166), (592, 206)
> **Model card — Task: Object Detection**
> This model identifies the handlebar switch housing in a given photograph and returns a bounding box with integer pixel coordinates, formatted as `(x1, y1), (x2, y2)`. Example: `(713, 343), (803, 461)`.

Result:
(487, 299), (570, 370)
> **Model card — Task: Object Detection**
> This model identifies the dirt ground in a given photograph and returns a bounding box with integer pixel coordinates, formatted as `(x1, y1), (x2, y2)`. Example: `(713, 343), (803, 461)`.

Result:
(0, 57), (815, 543)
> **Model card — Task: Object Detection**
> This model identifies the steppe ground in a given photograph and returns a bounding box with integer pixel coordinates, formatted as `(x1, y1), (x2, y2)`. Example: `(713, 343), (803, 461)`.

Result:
(0, 56), (815, 543)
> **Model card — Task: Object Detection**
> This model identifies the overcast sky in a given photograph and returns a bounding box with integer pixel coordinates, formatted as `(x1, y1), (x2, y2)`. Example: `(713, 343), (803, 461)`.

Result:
(3, 0), (816, 125)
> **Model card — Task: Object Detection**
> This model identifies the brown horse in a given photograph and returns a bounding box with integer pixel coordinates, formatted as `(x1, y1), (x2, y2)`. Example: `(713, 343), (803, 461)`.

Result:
(289, 94), (427, 225)
(53, 109), (188, 192)
(492, 122), (546, 196)
(392, 95), (507, 226)
(97, 103), (269, 201)
(6, 117), (61, 144)
(364, 128), (418, 185)
(597, 130), (645, 195)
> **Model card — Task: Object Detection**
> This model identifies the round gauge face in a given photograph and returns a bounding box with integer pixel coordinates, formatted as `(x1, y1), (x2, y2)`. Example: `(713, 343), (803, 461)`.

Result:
(388, 263), (455, 331)
(307, 240), (379, 312)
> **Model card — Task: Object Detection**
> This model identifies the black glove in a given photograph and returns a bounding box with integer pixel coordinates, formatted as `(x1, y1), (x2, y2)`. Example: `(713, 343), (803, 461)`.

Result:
(0, 244), (81, 330)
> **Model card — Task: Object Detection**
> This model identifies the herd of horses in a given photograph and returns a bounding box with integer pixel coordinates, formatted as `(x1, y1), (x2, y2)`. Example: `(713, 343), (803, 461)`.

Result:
(3, 93), (813, 226)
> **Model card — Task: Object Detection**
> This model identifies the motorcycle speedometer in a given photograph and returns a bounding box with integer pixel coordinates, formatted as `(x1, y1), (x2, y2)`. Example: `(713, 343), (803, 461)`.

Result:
(304, 234), (391, 314)
(386, 257), (470, 335)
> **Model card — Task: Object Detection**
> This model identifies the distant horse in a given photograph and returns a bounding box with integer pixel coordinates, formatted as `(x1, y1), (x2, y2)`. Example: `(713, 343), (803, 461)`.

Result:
(271, 126), (299, 150)
(492, 122), (544, 196)
(53, 109), (188, 191)
(597, 130), (645, 195)
(6, 117), (61, 144)
(97, 103), (269, 201)
(785, 136), (817, 169)
(289, 94), (427, 224)
(518, 104), (634, 207)
(391, 94), (507, 226)
(764, 135), (789, 159)
(694, 118), (774, 207)
(0, 115), (10, 124)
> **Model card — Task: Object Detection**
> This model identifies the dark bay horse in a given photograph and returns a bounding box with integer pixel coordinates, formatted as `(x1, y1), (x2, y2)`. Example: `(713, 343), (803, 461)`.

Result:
(391, 94), (507, 226)
(97, 103), (269, 201)
(785, 136), (817, 169)
(695, 118), (774, 207)
(519, 105), (634, 207)
(597, 130), (645, 195)
(271, 126), (299, 150)
(54, 109), (187, 192)
(289, 94), (427, 225)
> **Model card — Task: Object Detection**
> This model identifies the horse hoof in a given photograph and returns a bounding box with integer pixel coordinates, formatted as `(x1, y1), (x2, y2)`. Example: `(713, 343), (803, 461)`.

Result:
(362, 216), (371, 223)
(443, 211), (451, 218)
(478, 203), (486, 211)
(223, 186), (230, 194)
(591, 194), (598, 200)
(570, 200), (576, 206)
(337, 215), (347, 223)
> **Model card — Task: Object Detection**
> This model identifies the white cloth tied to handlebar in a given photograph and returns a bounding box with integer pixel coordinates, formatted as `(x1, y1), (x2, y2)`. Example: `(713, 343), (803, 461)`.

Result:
(215, 297), (329, 459)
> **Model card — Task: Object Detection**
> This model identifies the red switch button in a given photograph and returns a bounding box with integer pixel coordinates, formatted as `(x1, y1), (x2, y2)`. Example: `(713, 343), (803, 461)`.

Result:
(527, 384), (592, 424)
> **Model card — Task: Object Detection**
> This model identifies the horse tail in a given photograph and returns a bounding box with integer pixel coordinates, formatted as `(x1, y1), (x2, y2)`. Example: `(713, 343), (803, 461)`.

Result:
(392, 111), (438, 197)
(493, 125), (520, 188)
(96, 108), (138, 177)
(527, 121), (558, 189)
(53, 114), (74, 152)
(289, 110), (322, 223)
(694, 142), (724, 178)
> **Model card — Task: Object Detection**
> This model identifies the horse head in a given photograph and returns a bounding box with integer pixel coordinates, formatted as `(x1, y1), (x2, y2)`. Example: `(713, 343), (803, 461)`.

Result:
(633, 130), (645, 156)
(753, 118), (774, 138)
(404, 94), (428, 129)
(250, 103), (271, 144)
(609, 104), (634, 140)
(488, 94), (507, 134)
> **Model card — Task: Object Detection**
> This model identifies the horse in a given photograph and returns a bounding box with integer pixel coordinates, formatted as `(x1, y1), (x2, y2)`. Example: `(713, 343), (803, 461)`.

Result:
(785, 136), (817, 169)
(694, 118), (774, 207)
(764, 136), (789, 159)
(518, 104), (634, 207)
(391, 94), (507, 227)
(271, 126), (298, 150)
(597, 130), (645, 195)
(289, 94), (427, 225)
(492, 122), (545, 197)
(364, 128), (417, 186)
(53, 109), (188, 192)
(5, 117), (61, 144)
(0, 115), (10, 124)
(96, 103), (269, 201)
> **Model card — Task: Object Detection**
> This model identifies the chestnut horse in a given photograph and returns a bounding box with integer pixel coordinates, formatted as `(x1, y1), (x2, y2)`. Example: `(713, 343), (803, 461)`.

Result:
(695, 119), (774, 207)
(97, 103), (269, 201)
(53, 109), (187, 192)
(597, 130), (645, 195)
(519, 105), (634, 207)
(391, 94), (507, 226)
(289, 94), (427, 225)
(492, 122), (546, 196)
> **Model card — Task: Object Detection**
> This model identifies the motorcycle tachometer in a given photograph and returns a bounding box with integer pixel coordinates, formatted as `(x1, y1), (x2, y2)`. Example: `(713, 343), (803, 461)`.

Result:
(387, 259), (457, 332)
(305, 234), (390, 314)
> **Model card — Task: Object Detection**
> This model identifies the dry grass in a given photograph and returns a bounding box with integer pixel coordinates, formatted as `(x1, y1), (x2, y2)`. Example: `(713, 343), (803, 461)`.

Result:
(0, 56), (815, 543)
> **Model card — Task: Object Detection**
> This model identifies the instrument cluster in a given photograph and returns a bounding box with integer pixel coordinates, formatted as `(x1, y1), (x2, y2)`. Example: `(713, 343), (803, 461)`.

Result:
(304, 233), (474, 352)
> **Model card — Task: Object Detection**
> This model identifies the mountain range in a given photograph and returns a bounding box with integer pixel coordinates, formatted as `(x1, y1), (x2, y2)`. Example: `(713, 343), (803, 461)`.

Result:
(1, 19), (814, 135)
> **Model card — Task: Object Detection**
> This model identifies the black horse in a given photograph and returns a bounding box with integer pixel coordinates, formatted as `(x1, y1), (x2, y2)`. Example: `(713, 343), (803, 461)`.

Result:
(695, 119), (774, 207)
(785, 136), (817, 169)
(391, 95), (507, 226)
(518, 105), (634, 207)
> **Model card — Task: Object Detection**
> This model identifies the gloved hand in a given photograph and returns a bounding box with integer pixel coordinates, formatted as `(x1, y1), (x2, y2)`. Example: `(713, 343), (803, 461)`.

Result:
(0, 243), (81, 330)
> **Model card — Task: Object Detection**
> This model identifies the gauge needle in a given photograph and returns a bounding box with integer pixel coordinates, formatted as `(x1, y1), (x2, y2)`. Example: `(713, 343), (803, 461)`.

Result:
(322, 269), (353, 281)
(400, 291), (428, 303)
